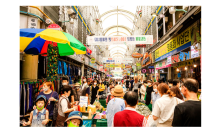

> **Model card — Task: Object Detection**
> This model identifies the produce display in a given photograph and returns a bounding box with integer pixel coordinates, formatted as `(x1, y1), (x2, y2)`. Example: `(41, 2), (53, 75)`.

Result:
(136, 103), (152, 117)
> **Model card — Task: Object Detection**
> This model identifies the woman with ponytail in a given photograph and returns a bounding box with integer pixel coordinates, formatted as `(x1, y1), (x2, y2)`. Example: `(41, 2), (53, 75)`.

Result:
(152, 83), (184, 127)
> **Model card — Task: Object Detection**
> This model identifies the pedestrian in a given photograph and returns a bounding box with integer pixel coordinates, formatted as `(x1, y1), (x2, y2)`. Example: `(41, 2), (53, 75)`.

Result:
(36, 81), (59, 126)
(168, 79), (173, 88)
(113, 91), (148, 127)
(125, 78), (130, 91)
(130, 77), (134, 91)
(140, 80), (147, 102)
(152, 83), (183, 127)
(132, 78), (140, 96)
(98, 80), (105, 95)
(170, 86), (184, 100)
(72, 83), (82, 102)
(106, 85), (125, 127)
(22, 95), (49, 127)
(172, 78), (201, 127)
(90, 80), (99, 104)
(64, 111), (83, 127)
(145, 80), (153, 106)
(61, 77), (74, 106)
(151, 82), (161, 111)
(122, 83), (127, 93)
(106, 85), (115, 104)
(80, 79), (91, 105)
(56, 85), (77, 127)
(173, 79), (185, 99)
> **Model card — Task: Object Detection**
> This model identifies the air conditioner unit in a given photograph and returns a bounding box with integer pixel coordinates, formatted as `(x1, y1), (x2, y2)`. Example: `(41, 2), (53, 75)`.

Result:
(20, 6), (28, 12)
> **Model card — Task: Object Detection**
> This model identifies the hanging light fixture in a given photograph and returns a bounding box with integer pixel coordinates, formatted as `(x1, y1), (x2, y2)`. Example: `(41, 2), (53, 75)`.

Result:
(194, 64), (197, 68)
(185, 66), (187, 70)
(177, 68), (179, 72)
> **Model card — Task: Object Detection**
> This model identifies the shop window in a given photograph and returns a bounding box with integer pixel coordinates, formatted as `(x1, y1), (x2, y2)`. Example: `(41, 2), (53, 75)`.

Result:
(175, 5), (185, 22)
(164, 10), (173, 33)
(157, 18), (163, 40)
(38, 55), (47, 79)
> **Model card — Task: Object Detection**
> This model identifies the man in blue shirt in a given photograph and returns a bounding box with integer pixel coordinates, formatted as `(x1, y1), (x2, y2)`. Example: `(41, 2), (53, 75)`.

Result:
(106, 85), (125, 127)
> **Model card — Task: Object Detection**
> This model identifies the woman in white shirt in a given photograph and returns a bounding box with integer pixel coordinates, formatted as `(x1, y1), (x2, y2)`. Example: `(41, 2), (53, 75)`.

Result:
(152, 83), (184, 127)
(140, 80), (147, 101)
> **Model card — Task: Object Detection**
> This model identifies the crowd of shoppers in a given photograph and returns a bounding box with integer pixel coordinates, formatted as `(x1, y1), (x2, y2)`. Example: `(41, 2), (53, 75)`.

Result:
(21, 76), (201, 127)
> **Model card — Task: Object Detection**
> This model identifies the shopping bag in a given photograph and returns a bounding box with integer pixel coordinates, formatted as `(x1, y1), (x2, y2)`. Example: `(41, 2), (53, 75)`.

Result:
(147, 115), (157, 127)
(144, 86), (148, 100)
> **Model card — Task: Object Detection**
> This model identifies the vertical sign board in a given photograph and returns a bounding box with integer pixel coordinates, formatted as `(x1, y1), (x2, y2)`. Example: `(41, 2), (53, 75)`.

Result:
(79, 96), (88, 107)
(28, 17), (38, 29)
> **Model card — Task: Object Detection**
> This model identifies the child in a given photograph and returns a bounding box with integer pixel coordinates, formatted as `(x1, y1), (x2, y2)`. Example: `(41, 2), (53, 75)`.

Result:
(22, 95), (49, 127)
(64, 111), (83, 127)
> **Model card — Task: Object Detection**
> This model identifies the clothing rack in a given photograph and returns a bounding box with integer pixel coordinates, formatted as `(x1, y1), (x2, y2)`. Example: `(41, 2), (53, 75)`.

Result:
(57, 58), (81, 68)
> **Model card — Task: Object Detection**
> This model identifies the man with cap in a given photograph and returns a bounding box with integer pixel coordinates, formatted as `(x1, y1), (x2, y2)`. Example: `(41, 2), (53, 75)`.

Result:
(22, 95), (49, 127)
(106, 85), (125, 127)
(65, 111), (83, 127)
(72, 83), (83, 102)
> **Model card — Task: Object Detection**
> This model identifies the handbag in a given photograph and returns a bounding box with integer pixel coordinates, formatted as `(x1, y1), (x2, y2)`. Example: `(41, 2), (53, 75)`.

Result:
(144, 86), (148, 100)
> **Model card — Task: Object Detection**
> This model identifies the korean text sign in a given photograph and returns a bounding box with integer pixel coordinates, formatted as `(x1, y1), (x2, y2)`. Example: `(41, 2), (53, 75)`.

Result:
(155, 26), (191, 60)
(87, 35), (153, 45)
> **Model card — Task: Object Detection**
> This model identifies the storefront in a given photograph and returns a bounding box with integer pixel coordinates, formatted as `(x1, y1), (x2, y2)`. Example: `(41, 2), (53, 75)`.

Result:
(153, 19), (201, 83)
(141, 52), (154, 80)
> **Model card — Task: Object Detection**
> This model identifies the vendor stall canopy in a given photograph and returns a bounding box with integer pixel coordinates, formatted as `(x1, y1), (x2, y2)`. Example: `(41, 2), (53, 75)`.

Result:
(20, 28), (87, 56)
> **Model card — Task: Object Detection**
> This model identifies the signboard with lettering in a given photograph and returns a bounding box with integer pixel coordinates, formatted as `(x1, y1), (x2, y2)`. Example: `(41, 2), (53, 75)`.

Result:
(155, 25), (193, 62)
(141, 53), (152, 67)
(87, 35), (153, 45)
(79, 96), (88, 107)
(103, 57), (133, 63)
(171, 51), (190, 64)
(156, 57), (172, 70)
(28, 17), (38, 29)
(91, 58), (95, 64)
(191, 44), (199, 58)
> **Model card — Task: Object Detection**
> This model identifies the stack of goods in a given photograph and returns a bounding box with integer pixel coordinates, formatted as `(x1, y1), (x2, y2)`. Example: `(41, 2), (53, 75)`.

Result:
(93, 100), (105, 112)
(136, 103), (152, 117)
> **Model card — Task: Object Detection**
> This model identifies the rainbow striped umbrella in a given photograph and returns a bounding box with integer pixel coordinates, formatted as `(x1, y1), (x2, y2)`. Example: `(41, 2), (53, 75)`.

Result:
(20, 28), (86, 56)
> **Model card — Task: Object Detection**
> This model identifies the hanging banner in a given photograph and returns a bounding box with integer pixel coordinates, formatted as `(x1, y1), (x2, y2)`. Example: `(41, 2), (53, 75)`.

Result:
(103, 57), (133, 63)
(87, 35), (153, 45)
(105, 64), (125, 68)
(28, 17), (38, 29)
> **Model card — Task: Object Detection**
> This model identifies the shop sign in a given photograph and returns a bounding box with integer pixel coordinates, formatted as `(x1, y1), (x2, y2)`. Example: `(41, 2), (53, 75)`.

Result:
(141, 52), (152, 67)
(87, 35), (153, 45)
(155, 25), (193, 62)
(175, 60), (193, 68)
(156, 58), (171, 70)
(91, 58), (95, 64)
(171, 51), (190, 64)
(167, 56), (171, 65)
(191, 44), (199, 58)
(132, 53), (143, 58)
(79, 96), (88, 107)
(148, 66), (154, 69)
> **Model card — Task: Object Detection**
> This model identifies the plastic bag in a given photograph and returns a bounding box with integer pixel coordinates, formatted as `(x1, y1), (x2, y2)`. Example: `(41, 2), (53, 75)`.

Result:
(147, 115), (157, 127)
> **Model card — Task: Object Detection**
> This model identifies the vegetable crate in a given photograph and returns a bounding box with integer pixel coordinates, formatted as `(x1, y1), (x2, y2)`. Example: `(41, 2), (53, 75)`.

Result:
(96, 119), (107, 127)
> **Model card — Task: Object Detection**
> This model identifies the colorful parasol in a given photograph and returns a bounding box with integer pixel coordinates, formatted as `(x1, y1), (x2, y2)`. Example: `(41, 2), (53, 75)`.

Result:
(20, 28), (87, 56)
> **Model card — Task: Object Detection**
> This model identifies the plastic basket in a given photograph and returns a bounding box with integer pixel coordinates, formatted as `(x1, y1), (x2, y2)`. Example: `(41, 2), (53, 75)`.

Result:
(96, 119), (107, 127)
(92, 113), (97, 125)
(82, 119), (92, 127)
